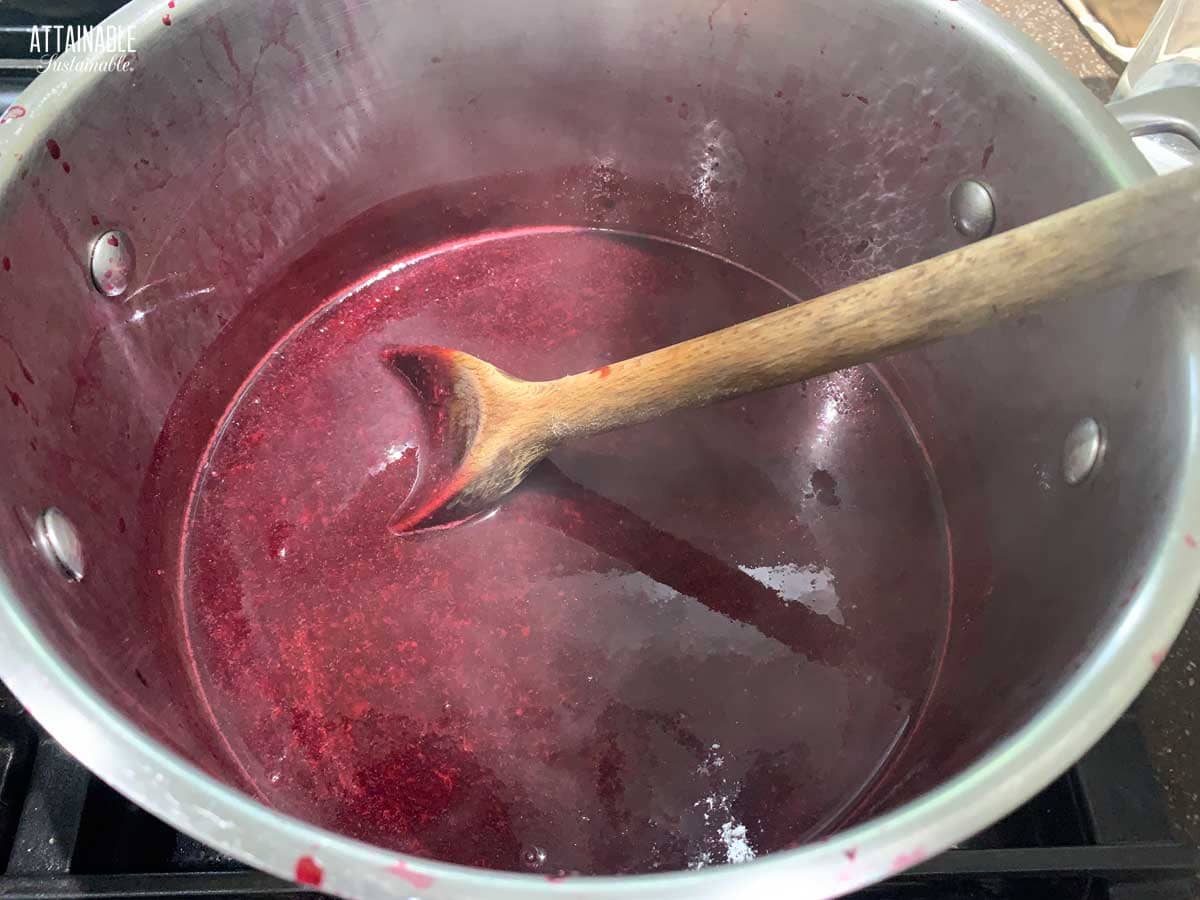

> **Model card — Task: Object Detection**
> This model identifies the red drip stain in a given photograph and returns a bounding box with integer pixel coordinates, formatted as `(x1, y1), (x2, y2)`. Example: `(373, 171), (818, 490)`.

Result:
(1185, 533), (1197, 548)
(1152, 649), (1167, 667)
(593, 365), (612, 378)
(981, 139), (995, 170)
(162, 13), (172, 25)
(45, 139), (61, 160)
(950, 23), (957, 29)
(430, 55), (442, 63)
(294, 855), (323, 886)
(118, 516), (127, 534)
(891, 848), (927, 871)
(775, 90), (784, 98)
(840, 91), (850, 98)
(932, 119), (942, 131)
(547, 873), (570, 883)
(6, 386), (23, 409)
(168, 0), (175, 6)
(855, 94), (870, 105)
(0, 104), (26, 125)
(61, 162), (71, 174)
(664, 94), (673, 103)
(389, 861), (435, 889)
(107, 235), (120, 247)
(678, 101), (690, 120)
(844, 847), (858, 861)
(2, 257), (10, 272)
(90, 214), (101, 226)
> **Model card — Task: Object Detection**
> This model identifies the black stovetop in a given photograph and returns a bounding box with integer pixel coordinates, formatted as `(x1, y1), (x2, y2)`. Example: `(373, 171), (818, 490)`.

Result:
(0, 678), (1197, 899)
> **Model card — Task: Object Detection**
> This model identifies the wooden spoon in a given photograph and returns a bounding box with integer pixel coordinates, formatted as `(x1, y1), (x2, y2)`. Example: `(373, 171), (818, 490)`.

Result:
(387, 163), (1200, 533)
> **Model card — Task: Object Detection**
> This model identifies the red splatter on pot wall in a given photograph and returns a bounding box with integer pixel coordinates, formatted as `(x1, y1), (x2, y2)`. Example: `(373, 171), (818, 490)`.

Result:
(891, 847), (927, 871)
(294, 855), (323, 886)
(389, 860), (435, 889)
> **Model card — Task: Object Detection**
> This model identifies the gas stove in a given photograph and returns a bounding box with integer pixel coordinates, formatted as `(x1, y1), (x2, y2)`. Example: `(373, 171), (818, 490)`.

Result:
(1, 677), (1197, 899)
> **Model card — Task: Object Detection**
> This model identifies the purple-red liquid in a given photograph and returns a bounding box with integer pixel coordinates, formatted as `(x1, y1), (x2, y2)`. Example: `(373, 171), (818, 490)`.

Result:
(180, 225), (951, 874)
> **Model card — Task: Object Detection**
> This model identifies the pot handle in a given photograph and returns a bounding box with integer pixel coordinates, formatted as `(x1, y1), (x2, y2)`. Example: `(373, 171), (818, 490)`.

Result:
(1106, 0), (1200, 171)
(1108, 86), (1200, 147)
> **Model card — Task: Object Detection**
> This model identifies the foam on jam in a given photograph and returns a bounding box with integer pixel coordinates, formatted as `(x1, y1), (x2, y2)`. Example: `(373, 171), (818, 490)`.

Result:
(180, 226), (951, 875)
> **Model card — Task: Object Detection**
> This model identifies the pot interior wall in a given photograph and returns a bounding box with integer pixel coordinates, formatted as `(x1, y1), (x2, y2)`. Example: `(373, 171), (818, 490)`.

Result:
(0, 0), (1184, 849)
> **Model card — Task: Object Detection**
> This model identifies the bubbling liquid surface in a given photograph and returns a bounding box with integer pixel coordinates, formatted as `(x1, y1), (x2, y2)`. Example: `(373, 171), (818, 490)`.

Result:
(180, 226), (951, 874)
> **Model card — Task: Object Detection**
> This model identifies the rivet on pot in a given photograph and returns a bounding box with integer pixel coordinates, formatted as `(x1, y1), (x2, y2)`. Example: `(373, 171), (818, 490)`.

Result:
(1062, 417), (1105, 486)
(949, 179), (996, 241)
(89, 230), (133, 298)
(34, 507), (85, 581)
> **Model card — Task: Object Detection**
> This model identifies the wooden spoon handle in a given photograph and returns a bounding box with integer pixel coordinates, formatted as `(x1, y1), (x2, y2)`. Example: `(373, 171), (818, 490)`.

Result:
(543, 164), (1200, 440)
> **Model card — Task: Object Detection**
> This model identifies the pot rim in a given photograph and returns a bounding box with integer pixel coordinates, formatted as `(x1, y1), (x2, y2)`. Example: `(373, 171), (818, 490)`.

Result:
(0, 1), (1197, 898)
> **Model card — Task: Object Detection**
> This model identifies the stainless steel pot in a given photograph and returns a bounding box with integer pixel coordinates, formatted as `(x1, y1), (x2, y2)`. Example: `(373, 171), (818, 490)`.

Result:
(0, 0), (1198, 897)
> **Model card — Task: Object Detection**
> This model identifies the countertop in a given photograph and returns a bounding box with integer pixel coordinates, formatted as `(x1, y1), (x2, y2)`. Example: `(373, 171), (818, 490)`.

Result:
(987, 0), (1123, 97)
(984, 0), (1200, 853)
